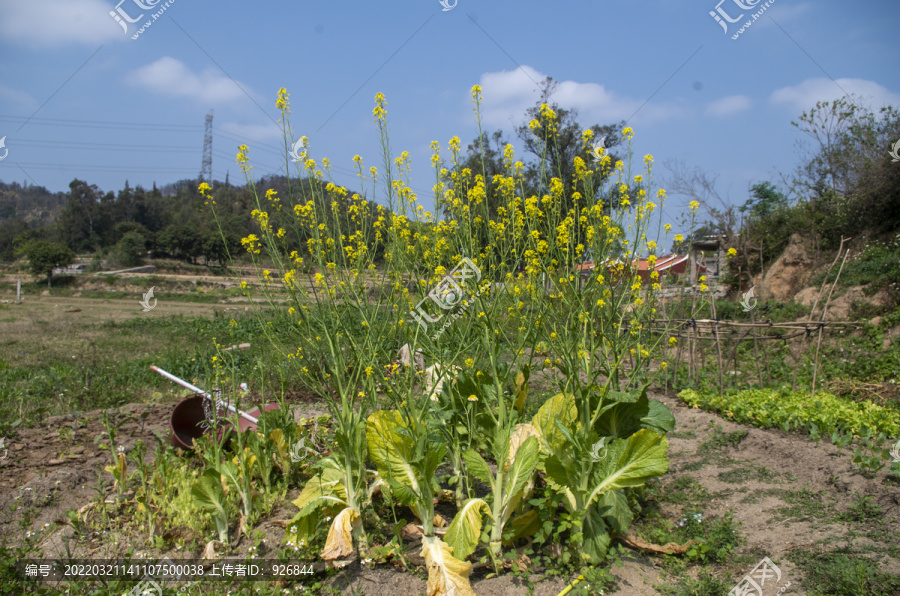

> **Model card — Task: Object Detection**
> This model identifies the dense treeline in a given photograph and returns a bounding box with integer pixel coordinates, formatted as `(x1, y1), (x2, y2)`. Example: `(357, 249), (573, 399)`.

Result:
(0, 175), (374, 268)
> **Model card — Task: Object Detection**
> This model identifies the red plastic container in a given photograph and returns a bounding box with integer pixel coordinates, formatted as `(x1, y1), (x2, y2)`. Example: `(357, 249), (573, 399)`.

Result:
(168, 394), (281, 450)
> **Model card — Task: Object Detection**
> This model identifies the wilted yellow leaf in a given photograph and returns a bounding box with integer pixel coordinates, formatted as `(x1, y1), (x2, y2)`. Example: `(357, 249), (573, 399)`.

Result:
(321, 507), (360, 561)
(421, 535), (476, 596)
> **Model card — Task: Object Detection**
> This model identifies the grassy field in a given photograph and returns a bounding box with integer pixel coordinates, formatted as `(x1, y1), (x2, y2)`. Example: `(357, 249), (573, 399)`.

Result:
(0, 288), (298, 437)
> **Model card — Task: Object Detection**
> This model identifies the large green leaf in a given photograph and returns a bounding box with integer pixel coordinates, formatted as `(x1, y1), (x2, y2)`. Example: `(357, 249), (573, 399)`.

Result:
(532, 393), (577, 454)
(505, 509), (541, 544)
(366, 410), (423, 515)
(543, 455), (570, 489)
(581, 503), (612, 563)
(462, 449), (494, 489)
(443, 498), (491, 560)
(502, 436), (539, 515)
(286, 463), (350, 542)
(542, 455), (578, 512)
(641, 400), (676, 434)
(190, 468), (230, 543)
(594, 389), (649, 439)
(505, 424), (540, 471)
(586, 429), (669, 506)
(284, 510), (318, 542)
(291, 465), (348, 517)
(595, 489), (633, 534)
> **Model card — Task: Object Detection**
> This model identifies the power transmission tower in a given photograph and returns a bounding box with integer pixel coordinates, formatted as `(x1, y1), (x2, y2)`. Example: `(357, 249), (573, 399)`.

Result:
(200, 109), (213, 182)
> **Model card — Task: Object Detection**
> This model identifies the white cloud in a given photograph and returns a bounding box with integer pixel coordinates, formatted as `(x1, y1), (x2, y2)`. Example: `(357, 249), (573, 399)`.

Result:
(0, 0), (123, 47)
(126, 57), (253, 105)
(218, 122), (282, 143)
(0, 84), (36, 110)
(770, 78), (900, 113)
(476, 66), (683, 129)
(705, 95), (752, 117)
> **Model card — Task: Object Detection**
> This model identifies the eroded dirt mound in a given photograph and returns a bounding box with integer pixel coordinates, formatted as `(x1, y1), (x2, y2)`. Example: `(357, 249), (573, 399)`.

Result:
(757, 233), (816, 302)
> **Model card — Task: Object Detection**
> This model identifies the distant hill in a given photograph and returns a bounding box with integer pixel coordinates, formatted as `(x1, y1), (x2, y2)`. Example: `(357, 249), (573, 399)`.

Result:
(0, 181), (67, 224)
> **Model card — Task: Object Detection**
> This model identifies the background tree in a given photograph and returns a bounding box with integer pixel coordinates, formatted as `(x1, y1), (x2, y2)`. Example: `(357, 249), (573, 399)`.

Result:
(57, 179), (105, 251)
(110, 231), (146, 268)
(787, 97), (900, 247)
(201, 229), (241, 267)
(26, 241), (75, 287)
(664, 160), (738, 245)
(445, 76), (625, 263)
(515, 77), (624, 208)
(158, 224), (203, 263)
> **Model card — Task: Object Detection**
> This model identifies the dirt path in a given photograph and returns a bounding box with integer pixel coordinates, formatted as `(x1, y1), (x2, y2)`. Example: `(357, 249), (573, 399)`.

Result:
(642, 390), (900, 594)
(2, 390), (897, 595)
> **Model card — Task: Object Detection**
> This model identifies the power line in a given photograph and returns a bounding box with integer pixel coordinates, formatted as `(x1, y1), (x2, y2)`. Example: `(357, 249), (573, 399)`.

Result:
(0, 114), (203, 132)
(12, 139), (197, 153)
(0, 116), (435, 200)
(11, 162), (199, 173)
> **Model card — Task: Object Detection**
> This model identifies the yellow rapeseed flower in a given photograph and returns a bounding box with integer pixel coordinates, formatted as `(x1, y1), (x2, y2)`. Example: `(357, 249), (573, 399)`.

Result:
(276, 88), (289, 111)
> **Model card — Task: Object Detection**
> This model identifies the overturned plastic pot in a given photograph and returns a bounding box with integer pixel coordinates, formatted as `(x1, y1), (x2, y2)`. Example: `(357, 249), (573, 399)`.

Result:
(168, 394), (281, 450)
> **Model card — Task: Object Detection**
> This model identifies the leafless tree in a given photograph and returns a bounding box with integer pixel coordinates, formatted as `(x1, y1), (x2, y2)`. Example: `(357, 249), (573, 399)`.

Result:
(663, 159), (738, 244)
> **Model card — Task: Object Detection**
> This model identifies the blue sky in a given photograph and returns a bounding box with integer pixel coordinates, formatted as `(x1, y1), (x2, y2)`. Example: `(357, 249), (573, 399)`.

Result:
(1, 0), (898, 222)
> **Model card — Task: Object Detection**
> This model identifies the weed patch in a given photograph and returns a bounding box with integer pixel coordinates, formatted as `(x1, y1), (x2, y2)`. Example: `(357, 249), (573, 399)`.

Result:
(790, 548), (900, 596)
